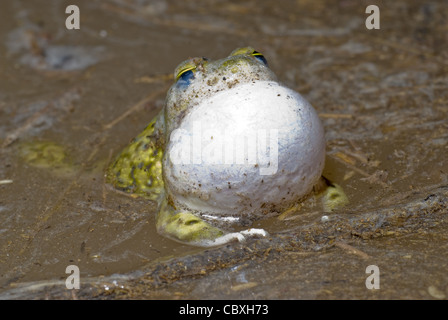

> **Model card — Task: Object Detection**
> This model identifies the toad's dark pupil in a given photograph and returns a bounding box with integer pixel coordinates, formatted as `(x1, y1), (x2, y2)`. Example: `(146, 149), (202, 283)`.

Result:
(178, 69), (195, 85)
(252, 52), (268, 66)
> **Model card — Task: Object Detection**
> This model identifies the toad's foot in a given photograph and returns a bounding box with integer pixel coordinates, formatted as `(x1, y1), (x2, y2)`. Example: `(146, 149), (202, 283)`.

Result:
(156, 198), (268, 247)
(198, 228), (268, 247)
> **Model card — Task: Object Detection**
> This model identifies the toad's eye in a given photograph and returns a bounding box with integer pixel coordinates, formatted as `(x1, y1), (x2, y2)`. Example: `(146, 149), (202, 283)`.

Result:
(177, 69), (195, 84)
(229, 47), (269, 66)
(174, 58), (203, 85)
(251, 51), (268, 66)
(176, 66), (196, 85)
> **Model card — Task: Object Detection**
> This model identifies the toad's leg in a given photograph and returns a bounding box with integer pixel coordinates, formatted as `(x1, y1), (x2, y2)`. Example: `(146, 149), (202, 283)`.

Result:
(106, 112), (165, 201)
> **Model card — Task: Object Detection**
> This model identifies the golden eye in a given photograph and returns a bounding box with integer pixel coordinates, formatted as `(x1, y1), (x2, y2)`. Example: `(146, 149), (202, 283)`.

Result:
(175, 64), (196, 82)
(174, 57), (207, 84)
(230, 47), (268, 65)
(250, 51), (268, 65)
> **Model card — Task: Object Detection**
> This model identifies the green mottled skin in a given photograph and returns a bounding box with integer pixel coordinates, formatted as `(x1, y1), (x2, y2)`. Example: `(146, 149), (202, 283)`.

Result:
(106, 115), (164, 201)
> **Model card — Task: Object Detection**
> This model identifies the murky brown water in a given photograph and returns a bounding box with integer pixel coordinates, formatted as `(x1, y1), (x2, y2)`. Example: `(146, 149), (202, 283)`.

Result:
(0, 0), (447, 299)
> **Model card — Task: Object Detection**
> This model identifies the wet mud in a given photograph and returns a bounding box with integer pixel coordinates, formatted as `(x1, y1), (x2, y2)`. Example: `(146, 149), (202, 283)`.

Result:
(0, 0), (447, 299)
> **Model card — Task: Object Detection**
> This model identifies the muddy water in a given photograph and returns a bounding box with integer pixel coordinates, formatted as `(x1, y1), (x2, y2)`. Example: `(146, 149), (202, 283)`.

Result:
(0, 0), (447, 299)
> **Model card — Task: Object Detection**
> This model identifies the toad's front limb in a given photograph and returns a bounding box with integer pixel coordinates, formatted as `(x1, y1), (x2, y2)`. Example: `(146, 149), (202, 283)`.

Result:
(157, 197), (268, 247)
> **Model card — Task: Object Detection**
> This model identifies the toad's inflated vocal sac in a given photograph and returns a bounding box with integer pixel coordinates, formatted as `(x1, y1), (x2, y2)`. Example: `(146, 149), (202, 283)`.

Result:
(107, 47), (347, 247)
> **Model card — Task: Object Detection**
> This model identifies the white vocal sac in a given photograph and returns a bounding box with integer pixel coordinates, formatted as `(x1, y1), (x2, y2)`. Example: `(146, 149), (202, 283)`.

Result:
(164, 81), (326, 219)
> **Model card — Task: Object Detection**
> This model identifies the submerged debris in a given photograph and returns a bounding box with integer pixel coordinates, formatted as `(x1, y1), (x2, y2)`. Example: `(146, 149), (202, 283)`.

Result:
(6, 25), (104, 72)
